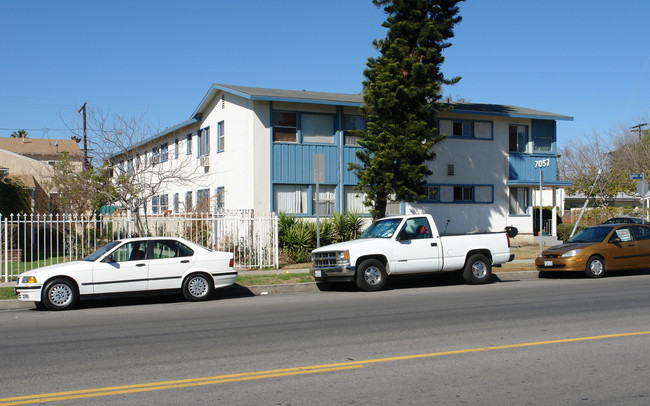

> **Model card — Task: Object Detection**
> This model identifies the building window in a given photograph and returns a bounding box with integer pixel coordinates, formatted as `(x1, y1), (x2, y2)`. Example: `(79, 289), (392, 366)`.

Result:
(160, 194), (168, 212)
(216, 186), (225, 210)
(174, 138), (179, 159)
(217, 121), (225, 152)
(313, 185), (336, 215)
(186, 133), (192, 155)
(425, 186), (440, 202)
(509, 187), (529, 215)
(302, 114), (334, 144)
(344, 115), (366, 146)
(173, 193), (179, 213)
(439, 120), (491, 139)
(272, 112), (297, 143)
(151, 194), (168, 214)
(152, 195), (160, 214)
(453, 186), (474, 202)
(152, 147), (159, 165)
(161, 143), (168, 162)
(203, 127), (210, 155)
(509, 125), (528, 153)
(344, 186), (367, 213)
(185, 191), (192, 212)
(534, 134), (553, 152)
(274, 184), (308, 214)
(196, 188), (210, 212)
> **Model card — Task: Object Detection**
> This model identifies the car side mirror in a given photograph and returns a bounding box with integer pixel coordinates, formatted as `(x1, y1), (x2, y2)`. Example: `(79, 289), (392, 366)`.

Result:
(609, 236), (621, 244)
(101, 254), (115, 263)
(396, 230), (409, 241)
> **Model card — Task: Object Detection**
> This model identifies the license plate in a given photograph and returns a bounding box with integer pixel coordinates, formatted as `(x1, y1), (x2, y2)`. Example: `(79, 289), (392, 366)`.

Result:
(544, 260), (553, 267)
(314, 270), (322, 278)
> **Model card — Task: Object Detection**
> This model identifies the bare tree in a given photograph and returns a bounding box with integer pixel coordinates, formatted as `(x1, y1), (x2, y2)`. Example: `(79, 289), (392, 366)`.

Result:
(65, 108), (207, 236)
(609, 118), (650, 180)
(558, 130), (630, 207)
(47, 154), (100, 215)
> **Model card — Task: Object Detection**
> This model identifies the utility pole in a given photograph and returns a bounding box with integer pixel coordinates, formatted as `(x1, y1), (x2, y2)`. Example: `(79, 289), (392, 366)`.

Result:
(78, 102), (88, 169)
(630, 123), (648, 140)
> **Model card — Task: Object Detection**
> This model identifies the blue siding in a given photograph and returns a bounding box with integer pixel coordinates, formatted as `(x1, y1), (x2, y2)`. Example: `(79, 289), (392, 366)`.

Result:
(342, 146), (362, 185)
(509, 154), (558, 183)
(272, 143), (338, 183)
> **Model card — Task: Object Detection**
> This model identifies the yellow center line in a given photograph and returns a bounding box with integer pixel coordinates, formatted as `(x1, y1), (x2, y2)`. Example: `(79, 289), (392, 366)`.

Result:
(1, 330), (649, 406)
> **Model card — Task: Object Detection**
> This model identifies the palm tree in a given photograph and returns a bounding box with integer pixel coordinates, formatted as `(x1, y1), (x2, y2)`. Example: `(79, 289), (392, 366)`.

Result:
(10, 129), (28, 138)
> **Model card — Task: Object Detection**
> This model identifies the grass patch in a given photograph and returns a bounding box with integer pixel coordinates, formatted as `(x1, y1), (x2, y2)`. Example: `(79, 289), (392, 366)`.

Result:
(0, 287), (16, 300)
(236, 273), (314, 286)
(1, 256), (71, 274)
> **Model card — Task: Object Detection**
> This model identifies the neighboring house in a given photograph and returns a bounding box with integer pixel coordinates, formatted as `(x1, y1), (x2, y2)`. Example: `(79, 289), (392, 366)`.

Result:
(0, 137), (83, 213)
(111, 84), (572, 236)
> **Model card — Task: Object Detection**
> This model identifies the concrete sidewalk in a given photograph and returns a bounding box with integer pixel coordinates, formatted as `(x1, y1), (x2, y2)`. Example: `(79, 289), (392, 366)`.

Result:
(1, 267), (540, 311)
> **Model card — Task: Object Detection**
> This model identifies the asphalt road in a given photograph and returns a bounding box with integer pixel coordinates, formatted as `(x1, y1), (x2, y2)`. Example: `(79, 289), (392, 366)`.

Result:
(1, 274), (650, 405)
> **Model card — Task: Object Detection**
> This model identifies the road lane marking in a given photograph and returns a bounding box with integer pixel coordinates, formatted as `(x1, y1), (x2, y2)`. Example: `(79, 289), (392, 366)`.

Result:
(1, 330), (649, 405)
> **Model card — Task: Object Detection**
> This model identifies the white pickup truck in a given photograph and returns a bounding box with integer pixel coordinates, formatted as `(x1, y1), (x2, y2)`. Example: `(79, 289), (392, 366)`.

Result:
(311, 214), (514, 291)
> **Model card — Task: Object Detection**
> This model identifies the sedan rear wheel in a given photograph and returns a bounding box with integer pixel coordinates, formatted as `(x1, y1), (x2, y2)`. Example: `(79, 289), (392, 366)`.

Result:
(182, 273), (213, 301)
(585, 256), (605, 278)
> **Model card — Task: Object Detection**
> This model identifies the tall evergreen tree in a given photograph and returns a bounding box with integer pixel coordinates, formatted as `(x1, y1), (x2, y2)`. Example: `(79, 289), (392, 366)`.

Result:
(351, 0), (463, 219)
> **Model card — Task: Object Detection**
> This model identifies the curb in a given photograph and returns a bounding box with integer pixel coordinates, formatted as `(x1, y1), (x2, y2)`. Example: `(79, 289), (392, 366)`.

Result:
(0, 271), (539, 311)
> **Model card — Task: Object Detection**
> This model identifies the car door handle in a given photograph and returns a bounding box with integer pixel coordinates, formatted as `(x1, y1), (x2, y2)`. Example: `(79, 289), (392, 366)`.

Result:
(431, 243), (437, 247)
(136, 263), (146, 267)
(180, 260), (190, 263)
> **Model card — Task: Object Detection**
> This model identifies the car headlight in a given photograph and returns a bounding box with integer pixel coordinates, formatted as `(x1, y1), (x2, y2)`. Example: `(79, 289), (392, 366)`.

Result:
(336, 251), (350, 265)
(561, 249), (581, 258)
(21, 276), (38, 284)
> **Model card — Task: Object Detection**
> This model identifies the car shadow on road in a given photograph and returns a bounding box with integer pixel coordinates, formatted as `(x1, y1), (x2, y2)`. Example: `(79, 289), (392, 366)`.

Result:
(537, 268), (650, 279)
(66, 284), (257, 311)
(317, 272), (469, 292)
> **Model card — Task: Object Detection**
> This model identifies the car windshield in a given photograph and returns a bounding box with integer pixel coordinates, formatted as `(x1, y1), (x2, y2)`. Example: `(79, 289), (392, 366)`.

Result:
(360, 218), (403, 239)
(566, 227), (611, 243)
(83, 240), (122, 261)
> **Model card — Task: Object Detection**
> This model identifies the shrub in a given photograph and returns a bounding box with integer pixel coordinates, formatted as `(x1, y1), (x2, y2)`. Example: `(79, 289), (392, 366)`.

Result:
(557, 223), (585, 242)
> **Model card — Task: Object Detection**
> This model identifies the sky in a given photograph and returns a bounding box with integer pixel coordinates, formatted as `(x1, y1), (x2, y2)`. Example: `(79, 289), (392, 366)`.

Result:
(1, 0), (649, 147)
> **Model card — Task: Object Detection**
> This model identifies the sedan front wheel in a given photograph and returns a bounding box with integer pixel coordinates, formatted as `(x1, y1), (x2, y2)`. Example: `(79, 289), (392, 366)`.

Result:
(585, 256), (605, 278)
(42, 278), (78, 311)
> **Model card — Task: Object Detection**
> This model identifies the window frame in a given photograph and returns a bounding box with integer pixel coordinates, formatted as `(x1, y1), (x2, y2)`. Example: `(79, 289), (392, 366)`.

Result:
(217, 121), (225, 152)
(509, 124), (529, 153)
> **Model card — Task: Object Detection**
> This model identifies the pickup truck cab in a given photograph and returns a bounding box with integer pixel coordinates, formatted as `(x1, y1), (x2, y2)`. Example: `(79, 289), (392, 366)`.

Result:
(311, 214), (514, 291)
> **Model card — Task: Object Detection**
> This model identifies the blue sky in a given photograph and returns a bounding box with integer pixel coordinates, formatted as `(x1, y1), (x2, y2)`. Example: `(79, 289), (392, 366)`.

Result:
(1, 1), (649, 147)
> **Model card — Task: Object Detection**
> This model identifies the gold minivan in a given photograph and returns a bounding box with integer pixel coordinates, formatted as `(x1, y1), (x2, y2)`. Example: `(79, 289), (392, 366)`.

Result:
(535, 224), (650, 278)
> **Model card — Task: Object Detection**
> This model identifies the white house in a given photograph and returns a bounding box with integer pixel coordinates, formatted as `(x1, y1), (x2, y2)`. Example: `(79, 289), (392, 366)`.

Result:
(112, 84), (572, 236)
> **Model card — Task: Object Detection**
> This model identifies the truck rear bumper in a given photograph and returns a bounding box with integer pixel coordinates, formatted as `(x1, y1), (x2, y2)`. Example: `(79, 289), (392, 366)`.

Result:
(312, 266), (356, 282)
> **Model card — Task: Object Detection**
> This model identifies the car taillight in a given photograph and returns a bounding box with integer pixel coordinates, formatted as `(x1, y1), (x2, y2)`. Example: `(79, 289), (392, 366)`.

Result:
(506, 234), (511, 248)
(229, 258), (234, 268)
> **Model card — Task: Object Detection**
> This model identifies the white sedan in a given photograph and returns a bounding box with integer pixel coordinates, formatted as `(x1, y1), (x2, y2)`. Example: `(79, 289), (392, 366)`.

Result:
(14, 237), (237, 310)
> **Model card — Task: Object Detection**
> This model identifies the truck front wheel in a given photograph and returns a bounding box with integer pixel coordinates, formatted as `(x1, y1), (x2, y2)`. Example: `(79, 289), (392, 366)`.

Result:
(356, 259), (388, 292)
(462, 254), (492, 285)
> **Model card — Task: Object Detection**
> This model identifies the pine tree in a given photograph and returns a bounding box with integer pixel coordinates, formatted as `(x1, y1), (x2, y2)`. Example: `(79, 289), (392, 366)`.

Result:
(351, 0), (463, 219)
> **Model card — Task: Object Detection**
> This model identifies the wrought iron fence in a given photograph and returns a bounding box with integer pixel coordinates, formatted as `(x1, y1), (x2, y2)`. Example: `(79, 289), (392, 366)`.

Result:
(1, 211), (278, 281)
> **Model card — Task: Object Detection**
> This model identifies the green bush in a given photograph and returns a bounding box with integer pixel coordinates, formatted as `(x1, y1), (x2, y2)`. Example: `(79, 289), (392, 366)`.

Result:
(277, 212), (368, 263)
(557, 223), (585, 242)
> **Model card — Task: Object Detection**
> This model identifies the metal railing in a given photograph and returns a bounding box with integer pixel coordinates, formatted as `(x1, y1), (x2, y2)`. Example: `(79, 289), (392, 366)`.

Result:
(1, 211), (278, 281)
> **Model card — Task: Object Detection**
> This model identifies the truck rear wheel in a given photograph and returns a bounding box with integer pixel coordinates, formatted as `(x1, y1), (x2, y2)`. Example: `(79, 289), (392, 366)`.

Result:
(462, 254), (492, 285)
(356, 259), (387, 292)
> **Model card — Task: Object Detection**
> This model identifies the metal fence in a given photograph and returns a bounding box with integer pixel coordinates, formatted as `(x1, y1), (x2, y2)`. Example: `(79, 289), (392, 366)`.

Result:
(1, 211), (278, 281)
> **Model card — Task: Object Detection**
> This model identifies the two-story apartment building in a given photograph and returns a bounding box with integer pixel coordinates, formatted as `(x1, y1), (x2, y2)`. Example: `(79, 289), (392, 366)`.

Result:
(113, 84), (572, 236)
